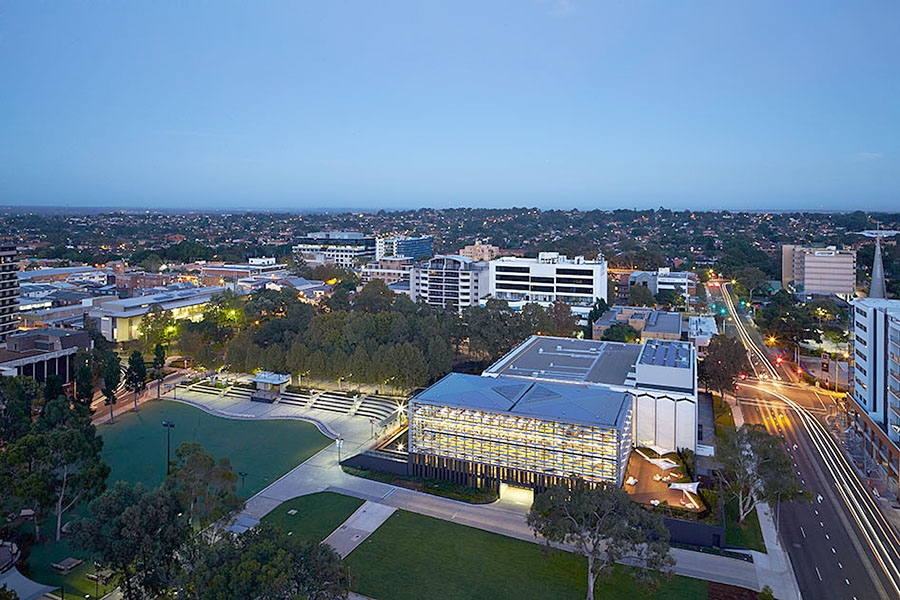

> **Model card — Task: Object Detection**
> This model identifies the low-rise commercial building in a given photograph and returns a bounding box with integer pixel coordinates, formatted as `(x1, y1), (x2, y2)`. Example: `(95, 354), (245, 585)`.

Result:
(18, 266), (109, 285)
(592, 306), (682, 341)
(293, 231), (376, 268)
(687, 316), (719, 352)
(113, 271), (177, 295)
(409, 335), (697, 491)
(410, 255), (489, 313)
(200, 258), (287, 287)
(87, 286), (225, 343)
(359, 257), (415, 286)
(489, 253), (608, 324)
(628, 268), (697, 307)
(375, 235), (433, 260)
(459, 241), (501, 262)
(782, 245), (856, 298)
(0, 328), (92, 383)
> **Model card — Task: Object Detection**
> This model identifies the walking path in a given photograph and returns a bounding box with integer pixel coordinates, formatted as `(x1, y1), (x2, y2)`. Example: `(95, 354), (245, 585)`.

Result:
(322, 502), (396, 558)
(169, 388), (784, 595)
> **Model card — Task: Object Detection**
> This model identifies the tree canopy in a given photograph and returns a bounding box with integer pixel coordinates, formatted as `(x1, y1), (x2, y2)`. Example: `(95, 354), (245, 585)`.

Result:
(528, 481), (673, 600)
(627, 284), (655, 307)
(75, 482), (189, 600)
(700, 335), (750, 396)
(3, 397), (109, 541)
(717, 424), (804, 523)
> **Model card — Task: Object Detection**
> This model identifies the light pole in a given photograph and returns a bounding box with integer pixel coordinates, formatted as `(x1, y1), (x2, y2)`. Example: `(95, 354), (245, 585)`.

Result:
(162, 421), (175, 475)
(336, 437), (343, 463)
(238, 471), (248, 490)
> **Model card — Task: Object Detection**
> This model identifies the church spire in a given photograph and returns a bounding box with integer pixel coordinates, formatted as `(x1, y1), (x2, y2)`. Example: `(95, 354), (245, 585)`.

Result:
(869, 235), (887, 299)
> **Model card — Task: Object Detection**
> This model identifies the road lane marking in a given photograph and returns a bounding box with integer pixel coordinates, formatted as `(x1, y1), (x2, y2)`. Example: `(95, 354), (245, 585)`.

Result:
(816, 566), (823, 581)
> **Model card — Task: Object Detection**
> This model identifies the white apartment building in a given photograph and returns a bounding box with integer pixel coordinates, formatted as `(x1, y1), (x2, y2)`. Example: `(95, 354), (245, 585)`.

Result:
(847, 297), (900, 494)
(489, 252), (607, 323)
(850, 298), (900, 438)
(292, 231), (376, 268)
(782, 245), (856, 298)
(410, 255), (489, 313)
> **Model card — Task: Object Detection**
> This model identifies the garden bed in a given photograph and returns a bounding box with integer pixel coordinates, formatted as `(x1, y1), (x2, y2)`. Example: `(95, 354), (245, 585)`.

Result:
(342, 466), (498, 504)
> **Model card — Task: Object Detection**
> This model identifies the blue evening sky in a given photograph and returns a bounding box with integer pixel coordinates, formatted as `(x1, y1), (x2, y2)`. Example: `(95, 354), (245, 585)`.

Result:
(1, 1), (898, 211)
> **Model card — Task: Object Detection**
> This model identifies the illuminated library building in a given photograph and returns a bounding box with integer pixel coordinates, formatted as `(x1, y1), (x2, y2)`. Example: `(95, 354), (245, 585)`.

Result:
(409, 335), (697, 491)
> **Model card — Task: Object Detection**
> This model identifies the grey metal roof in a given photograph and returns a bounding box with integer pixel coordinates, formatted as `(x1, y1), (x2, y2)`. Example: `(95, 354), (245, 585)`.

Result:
(484, 335), (641, 386)
(412, 373), (630, 428)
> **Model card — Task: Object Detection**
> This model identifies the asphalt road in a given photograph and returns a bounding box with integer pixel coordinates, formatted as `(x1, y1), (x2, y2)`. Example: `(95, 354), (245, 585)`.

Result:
(714, 280), (900, 599)
(739, 389), (890, 599)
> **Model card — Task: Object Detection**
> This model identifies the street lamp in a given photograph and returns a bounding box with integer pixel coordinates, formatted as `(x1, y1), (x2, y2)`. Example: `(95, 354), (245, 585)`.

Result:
(238, 471), (248, 490)
(162, 421), (176, 475)
(336, 437), (343, 463)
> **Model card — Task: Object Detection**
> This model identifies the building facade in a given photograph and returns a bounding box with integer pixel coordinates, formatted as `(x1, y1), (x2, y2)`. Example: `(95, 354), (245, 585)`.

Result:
(360, 257), (415, 286)
(87, 286), (225, 342)
(782, 245), (856, 298)
(200, 257), (287, 287)
(0, 328), (92, 384)
(293, 232), (376, 268)
(846, 298), (900, 494)
(489, 253), (607, 323)
(410, 255), (489, 313)
(628, 268), (697, 307)
(375, 235), (433, 260)
(0, 245), (18, 343)
(459, 241), (501, 262)
(408, 335), (697, 491)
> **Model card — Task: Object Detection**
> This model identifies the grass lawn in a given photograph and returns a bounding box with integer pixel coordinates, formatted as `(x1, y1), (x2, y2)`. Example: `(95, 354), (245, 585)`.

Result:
(714, 395), (736, 430)
(261, 492), (365, 543)
(345, 510), (709, 600)
(724, 499), (767, 553)
(25, 399), (331, 597)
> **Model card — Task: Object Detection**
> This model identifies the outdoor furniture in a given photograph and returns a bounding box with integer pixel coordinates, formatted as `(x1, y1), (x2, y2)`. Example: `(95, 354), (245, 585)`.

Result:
(625, 476), (638, 486)
(87, 568), (112, 582)
(650, 499), (661, 507)
(652, 473), (662, 482)
(51, 557), (83, 573)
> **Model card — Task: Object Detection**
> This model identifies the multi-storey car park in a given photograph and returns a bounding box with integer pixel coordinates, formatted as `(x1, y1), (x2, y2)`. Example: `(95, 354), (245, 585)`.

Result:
(408, 335), (697, 494)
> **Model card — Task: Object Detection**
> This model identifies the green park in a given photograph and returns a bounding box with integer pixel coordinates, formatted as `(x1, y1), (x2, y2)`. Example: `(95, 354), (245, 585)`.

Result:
(22, 400), (331, 597)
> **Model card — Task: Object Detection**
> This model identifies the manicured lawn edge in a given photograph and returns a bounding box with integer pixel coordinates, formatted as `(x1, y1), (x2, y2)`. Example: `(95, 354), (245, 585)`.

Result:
(342, 466), (498, 504)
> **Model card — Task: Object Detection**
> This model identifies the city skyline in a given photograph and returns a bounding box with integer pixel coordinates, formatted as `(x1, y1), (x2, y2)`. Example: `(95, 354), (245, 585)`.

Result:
(2, 1), (898, 211)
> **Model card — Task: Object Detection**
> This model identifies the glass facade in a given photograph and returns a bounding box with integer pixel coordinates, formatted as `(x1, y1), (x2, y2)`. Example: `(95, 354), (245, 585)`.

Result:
(409, 401), (632, 485)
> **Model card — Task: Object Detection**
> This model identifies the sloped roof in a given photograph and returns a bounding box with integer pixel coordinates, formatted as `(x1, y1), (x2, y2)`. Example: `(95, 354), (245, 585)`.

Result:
(412, 373), (631, 428)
